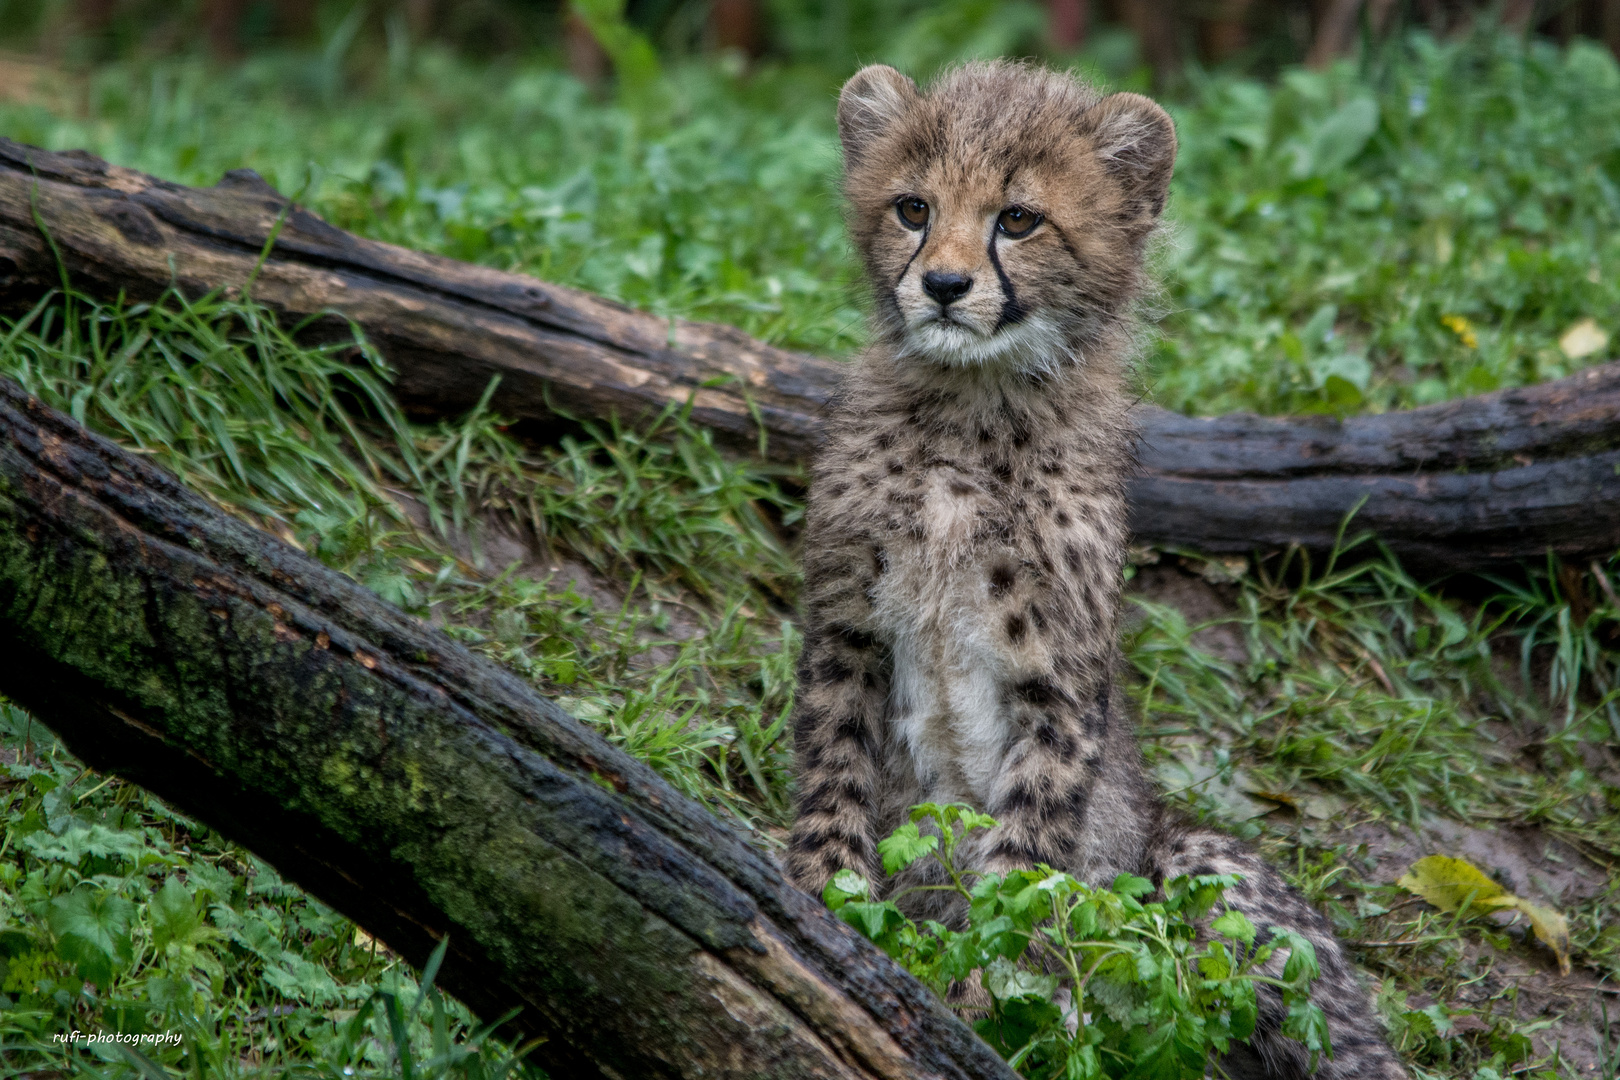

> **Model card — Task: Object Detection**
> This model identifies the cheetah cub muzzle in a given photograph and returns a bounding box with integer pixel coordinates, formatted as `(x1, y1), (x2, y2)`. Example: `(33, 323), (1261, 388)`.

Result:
(787, 60), (1408, 1080)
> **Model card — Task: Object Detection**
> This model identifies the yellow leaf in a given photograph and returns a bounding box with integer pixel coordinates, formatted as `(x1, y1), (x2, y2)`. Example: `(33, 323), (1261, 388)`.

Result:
(1517, 901), (1572, 977)
(1559, 317), (1609, 360)
(1441, 314), (1479, 349)
(1398, 855), (1572, 976)
(1397, 855), (1515, 913)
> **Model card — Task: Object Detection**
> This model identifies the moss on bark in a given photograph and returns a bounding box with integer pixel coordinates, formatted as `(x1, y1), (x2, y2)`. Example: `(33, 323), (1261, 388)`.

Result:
(0, 380), (1014, 1080)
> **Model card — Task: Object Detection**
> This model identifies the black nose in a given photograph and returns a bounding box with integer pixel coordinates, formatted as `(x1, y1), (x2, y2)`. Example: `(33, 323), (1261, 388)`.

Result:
(922, 271), (973, 306)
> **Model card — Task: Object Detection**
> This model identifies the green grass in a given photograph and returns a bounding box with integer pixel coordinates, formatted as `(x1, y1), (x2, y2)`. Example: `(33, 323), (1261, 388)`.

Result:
(1154, 31), (1620, 415)
(1127, 539), (1617, 853)
(0, 702), (541, 1079)
(0, 21), (1616, 1080)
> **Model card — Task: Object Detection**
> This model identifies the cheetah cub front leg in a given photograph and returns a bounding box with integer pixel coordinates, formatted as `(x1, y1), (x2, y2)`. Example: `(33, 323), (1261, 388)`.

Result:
(787, 60), (1408, 1080)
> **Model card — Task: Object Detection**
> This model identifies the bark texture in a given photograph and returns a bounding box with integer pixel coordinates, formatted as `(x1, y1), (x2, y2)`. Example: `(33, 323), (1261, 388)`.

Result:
(0, 373), (1015, 1080)
(2, 137), (1619, 571)
(1132, 367), (1620, 569)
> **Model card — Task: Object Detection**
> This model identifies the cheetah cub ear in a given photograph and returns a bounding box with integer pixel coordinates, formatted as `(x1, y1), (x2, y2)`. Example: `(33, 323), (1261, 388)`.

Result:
(837, 64), (920, 166)
(1083, 92), (1178, 220)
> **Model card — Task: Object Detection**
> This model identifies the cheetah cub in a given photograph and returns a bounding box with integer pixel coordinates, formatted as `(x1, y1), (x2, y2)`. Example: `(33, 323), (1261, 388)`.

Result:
(787, 61), (1407, 1080)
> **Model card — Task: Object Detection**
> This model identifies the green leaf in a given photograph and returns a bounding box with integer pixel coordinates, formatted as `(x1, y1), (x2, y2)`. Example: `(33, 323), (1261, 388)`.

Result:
(1169, 873), (1239, 918)
(1111, 873), (1155, 899)
(838, 807), (1334, 1076)
(1210, 908), (1257, 947)
(1274, 931), (1321, 986)
(977, 914), (1027, 960)
(48, 886), (135, 986)
(834, 901), (906, 945)
(116, 1044), (178, 1080)
(1420, 597), (1471, 648)
(876, 822), (938, 875)
(1086, 975), (1138, 1028)
(1063, 1041), (1100, 1080)
(1298, 97), (1380, 177)
(1317, 374), (1364, 414)
(416, 935), (451, 1016)
(1000, 875), (1055, 922)
(261, 953), (342, 1005)
(568, 0), (661, 98)
(18, 822), (153, 865)
(1282, 995), (1333, 1067)
(821, 868), (869, 911)
(1067, 897), (1097, 939)
(955, 808), (999, 833)
(150, 876), (202, 951)
(984, 954), (1058, 1003)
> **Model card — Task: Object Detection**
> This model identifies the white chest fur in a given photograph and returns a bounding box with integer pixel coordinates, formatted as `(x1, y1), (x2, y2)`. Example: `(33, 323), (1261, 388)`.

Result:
(869, 471), (1015, 805)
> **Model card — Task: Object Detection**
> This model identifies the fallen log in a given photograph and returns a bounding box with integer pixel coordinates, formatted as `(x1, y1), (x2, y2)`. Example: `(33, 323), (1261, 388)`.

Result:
(0, 373), (1016, 1080)
(1, 137), (1618, 570)
(1133, 369), (1620, 569)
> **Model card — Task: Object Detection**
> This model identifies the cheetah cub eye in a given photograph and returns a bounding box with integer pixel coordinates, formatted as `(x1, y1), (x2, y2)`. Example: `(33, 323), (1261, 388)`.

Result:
(896, 197), (929, 230)
(997, 206), (1040, 237)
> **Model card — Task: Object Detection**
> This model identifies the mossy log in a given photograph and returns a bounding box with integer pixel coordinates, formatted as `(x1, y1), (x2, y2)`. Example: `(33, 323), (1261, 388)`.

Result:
(2, 137), (1619, 572)
(0, 373), (1016, 1079)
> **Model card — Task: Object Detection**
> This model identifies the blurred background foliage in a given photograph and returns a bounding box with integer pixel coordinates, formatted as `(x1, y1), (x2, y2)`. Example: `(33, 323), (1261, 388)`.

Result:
(2, 0), (1618, 80)
(2, 0), (1617, 413)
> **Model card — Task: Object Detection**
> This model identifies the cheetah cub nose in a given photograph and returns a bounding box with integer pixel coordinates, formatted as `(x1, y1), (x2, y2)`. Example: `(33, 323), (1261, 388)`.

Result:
(922, 270), (973, 306)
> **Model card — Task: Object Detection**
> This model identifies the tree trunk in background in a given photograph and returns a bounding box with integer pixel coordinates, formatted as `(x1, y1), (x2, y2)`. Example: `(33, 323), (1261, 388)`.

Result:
(0, 376), (1018, 1080)
(564, 10), (610, 84)
(1556, 0), (1583, 42)
(1501, 0), (1539, 32)
(1605, 0), (1620, 57)
(1115, 0), (1182, 87)
(1048, 0), (1090, 50)
(1306, 0), (1363, 66)
(1413, 0), (1454, 34)
(404, 0), (439, 39)
(712, 0), (764, 57)
(1199, 0), (1256, 64)
(74, 0), (117, 34)
(276, 0), (318, 41)
(203, 0), (250, 58)
(1365, 0), (1399, 35)
(3, 138), (1620, 573)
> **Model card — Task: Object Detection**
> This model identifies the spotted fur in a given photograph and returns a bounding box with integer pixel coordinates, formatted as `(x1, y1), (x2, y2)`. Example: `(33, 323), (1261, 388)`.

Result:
(787, 60), (1407, 1080)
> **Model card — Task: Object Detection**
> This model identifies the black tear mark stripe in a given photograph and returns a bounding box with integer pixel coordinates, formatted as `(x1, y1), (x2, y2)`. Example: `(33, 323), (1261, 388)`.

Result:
(892, 223), (930, 306)
(987, 236), (1028, 331)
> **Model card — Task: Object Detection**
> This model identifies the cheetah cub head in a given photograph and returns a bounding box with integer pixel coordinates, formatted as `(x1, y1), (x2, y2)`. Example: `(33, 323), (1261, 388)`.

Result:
(838, 61), (1175, 372)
